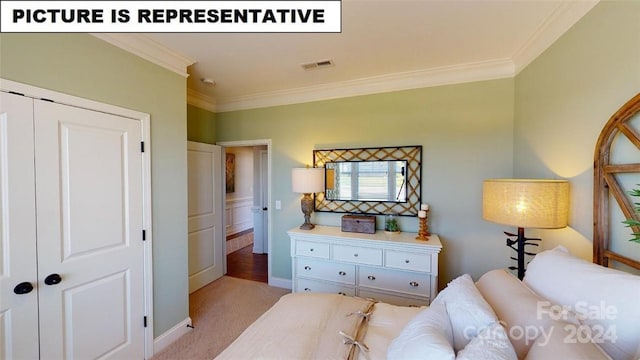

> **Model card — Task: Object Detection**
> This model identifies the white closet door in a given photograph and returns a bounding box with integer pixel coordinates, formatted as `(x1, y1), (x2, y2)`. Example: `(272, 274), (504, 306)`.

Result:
(33, 100), (145, 359)
(187, 141), (224, 293)
(0, 92), (40, 360)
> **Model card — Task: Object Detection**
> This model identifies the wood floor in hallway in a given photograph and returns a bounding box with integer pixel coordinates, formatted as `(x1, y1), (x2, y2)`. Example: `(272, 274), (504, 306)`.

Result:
(226, 244), (268, 283)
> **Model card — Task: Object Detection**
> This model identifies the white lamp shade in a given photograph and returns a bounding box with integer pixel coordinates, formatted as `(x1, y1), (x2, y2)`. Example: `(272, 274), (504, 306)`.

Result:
(292, 167), (325, 194)
(483, 179), (569, 229)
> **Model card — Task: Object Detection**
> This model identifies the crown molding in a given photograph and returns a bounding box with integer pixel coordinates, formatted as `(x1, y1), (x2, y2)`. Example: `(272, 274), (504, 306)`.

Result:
(187, 89), (217, 113)
(92, 0), (596, 112)
(216, 59), (515, 112)
(91, 33), (195, 78)
(512, 0), (599, 74)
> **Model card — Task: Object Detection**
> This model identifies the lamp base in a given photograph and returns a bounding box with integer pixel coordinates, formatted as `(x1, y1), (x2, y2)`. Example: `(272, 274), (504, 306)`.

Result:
(504, 227), (541, 280)
(299, 193), (315, 230)
(299, 222), (315, 230)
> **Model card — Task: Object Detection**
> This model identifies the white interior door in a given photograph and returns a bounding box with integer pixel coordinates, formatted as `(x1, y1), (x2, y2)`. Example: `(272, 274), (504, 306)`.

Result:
(34, 100), (145, 359)
(0, 92), (40, 360)
(188, 141), (224, 293)
(253, 149), (269, 254)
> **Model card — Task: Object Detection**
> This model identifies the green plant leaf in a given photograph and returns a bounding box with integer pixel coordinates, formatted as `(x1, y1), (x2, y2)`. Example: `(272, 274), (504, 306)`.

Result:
(623, 184), (640, 243)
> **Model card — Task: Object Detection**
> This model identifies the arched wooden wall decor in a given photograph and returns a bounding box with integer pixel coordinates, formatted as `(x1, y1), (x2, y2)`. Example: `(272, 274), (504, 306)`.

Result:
(594, 92), (640, 269)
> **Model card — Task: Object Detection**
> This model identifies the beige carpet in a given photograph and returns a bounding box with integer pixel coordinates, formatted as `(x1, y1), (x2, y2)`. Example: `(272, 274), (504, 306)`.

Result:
(152, 276), (290, 360)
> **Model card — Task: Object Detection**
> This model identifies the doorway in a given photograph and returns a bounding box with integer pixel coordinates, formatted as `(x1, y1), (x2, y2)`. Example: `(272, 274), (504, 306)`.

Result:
(218, 140), (271, 284)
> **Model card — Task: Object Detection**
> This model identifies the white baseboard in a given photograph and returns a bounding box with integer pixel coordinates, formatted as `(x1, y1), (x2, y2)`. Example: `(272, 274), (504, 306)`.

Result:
(268, 276), (292, 290)
(153, 317), (193, 355)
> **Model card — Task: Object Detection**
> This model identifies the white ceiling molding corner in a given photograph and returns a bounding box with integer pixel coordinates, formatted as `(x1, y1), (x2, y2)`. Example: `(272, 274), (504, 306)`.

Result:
(91, 33), (195, 78)
(187, 89), (217, 113)
(216, 59), (515, 112)
(511, 0), (599, 74)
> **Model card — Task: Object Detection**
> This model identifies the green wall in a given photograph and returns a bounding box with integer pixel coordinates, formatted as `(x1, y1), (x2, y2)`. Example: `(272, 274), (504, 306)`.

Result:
(187, 104), (216, 143)
(216, 79), (516, 286)
(514, 1), (640, 260)
(0, 34), (189, 337)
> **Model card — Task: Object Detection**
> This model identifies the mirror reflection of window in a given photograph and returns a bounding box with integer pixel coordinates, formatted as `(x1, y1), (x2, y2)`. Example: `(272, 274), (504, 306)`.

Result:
(326, 160), (407, 203)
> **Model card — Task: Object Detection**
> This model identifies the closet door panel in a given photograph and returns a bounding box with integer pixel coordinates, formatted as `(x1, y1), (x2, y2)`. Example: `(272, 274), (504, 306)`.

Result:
(34, 100), (145, 359)
(0, 92), (39, 360)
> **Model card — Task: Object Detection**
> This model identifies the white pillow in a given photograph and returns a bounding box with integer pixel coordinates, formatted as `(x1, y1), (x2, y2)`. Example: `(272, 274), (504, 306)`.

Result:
(476, 268), (579, 359)
(524, 246), (640, 360)
(435, 274), (498, 351)
(524, 320), (612, 360)
(456, 322), (517, 360)
(387, 301), (455, 360)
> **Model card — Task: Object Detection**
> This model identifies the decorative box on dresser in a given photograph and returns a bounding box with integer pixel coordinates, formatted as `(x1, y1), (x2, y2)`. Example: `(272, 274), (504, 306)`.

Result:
(288, 225), (443, 306)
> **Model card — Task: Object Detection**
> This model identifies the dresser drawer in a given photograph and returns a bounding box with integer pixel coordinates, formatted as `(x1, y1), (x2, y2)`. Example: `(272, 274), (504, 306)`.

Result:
(296, 278), (356, 296)
(385, 250), (431, 272)
(295, 258), (356, 285)
(295, 240), (330, 259)
(332, 244), (382, 266)
(358, 288), (429, 307)
(358, 265), (430, 297)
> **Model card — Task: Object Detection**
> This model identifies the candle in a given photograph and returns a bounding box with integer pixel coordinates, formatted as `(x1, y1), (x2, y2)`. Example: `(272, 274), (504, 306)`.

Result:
(421, 204), (429, 211)
(418, 210), (427, 218)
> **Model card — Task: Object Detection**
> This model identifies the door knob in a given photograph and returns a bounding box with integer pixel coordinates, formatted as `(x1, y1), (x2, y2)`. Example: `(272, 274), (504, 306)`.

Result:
(44, 273), (62, 285)
(14, 282), (34, 294)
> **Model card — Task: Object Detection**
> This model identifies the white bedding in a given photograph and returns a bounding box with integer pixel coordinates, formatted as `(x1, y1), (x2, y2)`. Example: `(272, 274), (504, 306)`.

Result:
(359, 302), (422, 359)
(215, 247), (637, 360)
(214, 293), (421, 360)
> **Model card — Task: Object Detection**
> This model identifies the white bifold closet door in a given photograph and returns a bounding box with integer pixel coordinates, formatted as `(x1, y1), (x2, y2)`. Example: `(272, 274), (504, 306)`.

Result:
(0, 92), (145, 359)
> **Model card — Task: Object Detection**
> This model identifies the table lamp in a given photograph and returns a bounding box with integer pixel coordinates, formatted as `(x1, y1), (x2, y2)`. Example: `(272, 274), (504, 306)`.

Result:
(483, 179), (569, 280)
(292, 167), (325, 230)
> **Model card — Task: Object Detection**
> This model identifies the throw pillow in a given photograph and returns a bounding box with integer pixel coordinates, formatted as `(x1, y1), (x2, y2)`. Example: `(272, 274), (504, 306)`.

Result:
(456, 322), (517, 360)
(387, 301), (455, 360)
(435, 273), (498, 351)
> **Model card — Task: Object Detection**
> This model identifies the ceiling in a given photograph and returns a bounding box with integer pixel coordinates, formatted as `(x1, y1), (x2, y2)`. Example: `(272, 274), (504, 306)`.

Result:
(113, 1), (597, 112)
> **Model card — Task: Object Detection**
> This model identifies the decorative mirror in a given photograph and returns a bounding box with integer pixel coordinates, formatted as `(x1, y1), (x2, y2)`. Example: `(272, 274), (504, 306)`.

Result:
(324, 160), (408, 202)
(313, 145), (422, 216)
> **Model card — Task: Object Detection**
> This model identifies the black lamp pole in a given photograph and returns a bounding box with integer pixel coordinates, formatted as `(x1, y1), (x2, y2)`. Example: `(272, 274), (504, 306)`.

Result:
(505, 227), (540, 280)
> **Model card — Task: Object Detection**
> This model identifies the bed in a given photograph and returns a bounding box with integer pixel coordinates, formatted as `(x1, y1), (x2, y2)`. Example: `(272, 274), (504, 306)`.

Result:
(215, 93), (640, 360)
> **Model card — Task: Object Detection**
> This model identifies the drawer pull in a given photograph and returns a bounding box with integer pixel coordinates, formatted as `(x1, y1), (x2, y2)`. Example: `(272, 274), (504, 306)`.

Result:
(405, 259), (410, 264)
(310, 248), (314, 252)
(338, 292), (347, 296)
(304, 266), (311, 271)
(367, 275), (376, 281)
(338, 271), (347, 276)
(409, 281), (419, 287)
(304, 287), (312, 292)
(353, 253), (359, 257)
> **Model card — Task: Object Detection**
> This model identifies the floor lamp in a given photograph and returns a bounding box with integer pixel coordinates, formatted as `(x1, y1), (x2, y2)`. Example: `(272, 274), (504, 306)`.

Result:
(482, 179), (569, 280)
(292, 167), (325, 230)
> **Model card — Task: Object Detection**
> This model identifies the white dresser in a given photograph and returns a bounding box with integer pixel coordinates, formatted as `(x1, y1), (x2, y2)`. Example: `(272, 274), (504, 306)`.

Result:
(288, 225), (442, 306)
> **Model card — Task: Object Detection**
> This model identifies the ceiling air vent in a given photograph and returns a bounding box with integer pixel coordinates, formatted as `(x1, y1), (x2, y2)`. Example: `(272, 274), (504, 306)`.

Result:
(301, 59), (335, 71)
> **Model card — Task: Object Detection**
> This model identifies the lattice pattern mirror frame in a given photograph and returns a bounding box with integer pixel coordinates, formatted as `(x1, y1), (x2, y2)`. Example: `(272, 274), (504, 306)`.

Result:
(313, 145), (422, 216)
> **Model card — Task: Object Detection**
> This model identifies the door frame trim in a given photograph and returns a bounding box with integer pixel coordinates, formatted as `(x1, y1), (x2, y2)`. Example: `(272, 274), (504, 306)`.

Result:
(0, 78), (155, 358)
(217, 139), (273, 285)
